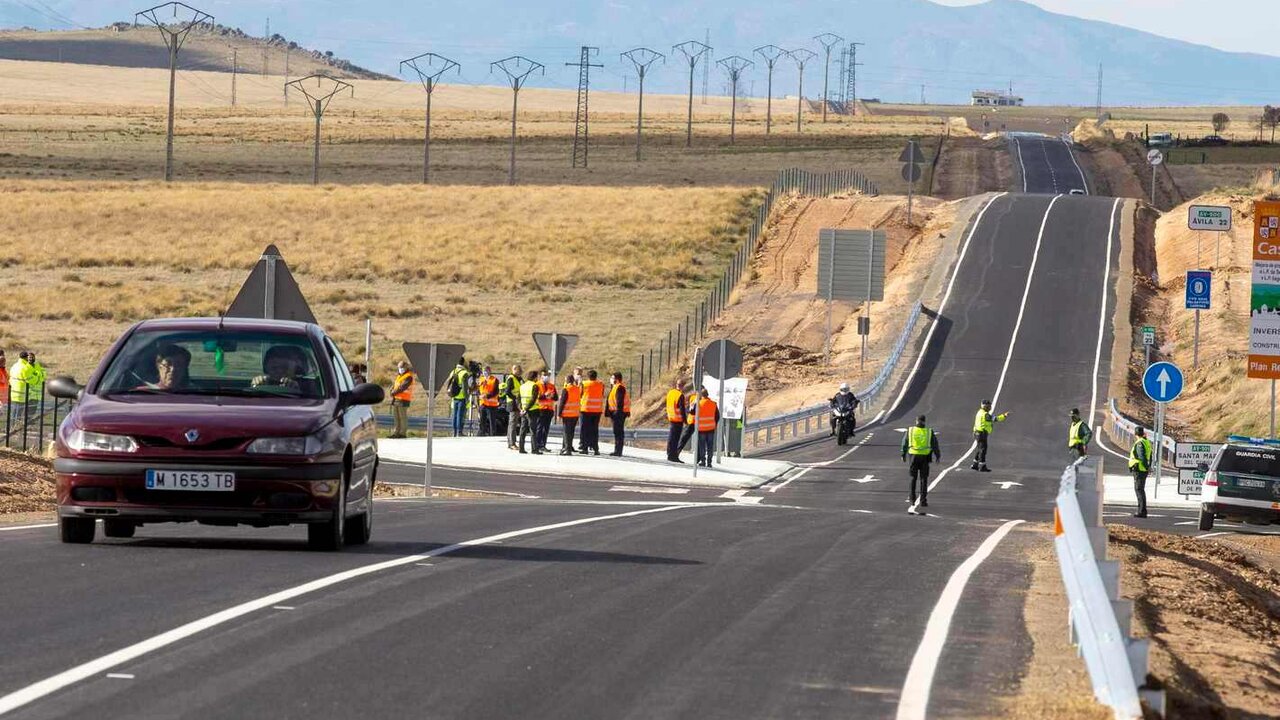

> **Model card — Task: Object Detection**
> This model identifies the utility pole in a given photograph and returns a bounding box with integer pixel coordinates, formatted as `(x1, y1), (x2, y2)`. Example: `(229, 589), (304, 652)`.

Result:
(717, 56), (753, 145)
(284, 46), (290, 105)
(787, 48), (817, 133)
(621, 47), (664, 161)
(135, 2), (214, 183)
(400, 52), (460, 185)
(565, 46), (603, 169)
(813, 33), (843, 123)
(702, 28), (710, 105)
(285, 74), (353, 185)
(673, 40), (712, 148)
(490, 56), (545, 185)
(846, 42), (863, 115)
(1096, 61), (1103, 120)
(753, 45), (786, 135)
(262, 17), (269, 77)
(230, 46), (237, 107)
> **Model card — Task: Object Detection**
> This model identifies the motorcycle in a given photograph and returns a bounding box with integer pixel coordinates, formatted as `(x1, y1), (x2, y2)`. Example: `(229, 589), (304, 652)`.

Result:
(832, 408), (857, 446)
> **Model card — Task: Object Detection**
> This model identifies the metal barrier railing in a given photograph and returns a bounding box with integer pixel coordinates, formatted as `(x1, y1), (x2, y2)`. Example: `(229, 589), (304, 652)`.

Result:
(1106, 398), (1178, 467)
(2, 387), (70, 456)
(1054, 456), (1164, 718)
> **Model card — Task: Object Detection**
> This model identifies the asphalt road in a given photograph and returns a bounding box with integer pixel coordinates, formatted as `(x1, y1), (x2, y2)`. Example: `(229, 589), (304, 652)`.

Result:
(0, 141), (1168, 719)
(1010, 133), (1090, 195)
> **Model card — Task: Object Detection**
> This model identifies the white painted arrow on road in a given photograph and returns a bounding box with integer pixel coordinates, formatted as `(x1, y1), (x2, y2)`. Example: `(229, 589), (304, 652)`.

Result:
(992, 481), (1023, 490)
(850, 475), (881, 484)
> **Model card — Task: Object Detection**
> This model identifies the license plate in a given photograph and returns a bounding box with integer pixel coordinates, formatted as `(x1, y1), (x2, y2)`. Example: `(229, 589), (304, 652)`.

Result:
(1236, 477), (1268, 489)
(145, 470), (235, 492)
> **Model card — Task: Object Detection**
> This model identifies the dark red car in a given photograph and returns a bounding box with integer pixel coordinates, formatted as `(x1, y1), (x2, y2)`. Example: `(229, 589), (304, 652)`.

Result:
(49, 318), (383, 550)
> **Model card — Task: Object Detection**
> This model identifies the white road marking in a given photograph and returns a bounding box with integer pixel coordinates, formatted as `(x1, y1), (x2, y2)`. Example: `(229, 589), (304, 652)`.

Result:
(1173, 521), (1197, 526)
(1089, 199), (1122, 444)
(1038, 138), (1059, 193)
(104, 674), (133, 681)
(377, 478), (541, 500)
(766, 432), (876, 493)
(1014, 138), (1028, 192)
(0, 505), (699, 716)
(992, 481), (1023, 490)
(1196, 531), (1230, 539)
(850, 475), (881, 484)
(925, 195), (1064, 499)
(895, 519), (1024, 720)
(0, 523), (57, 532)
(271, 606), (295, 611)
(883, 193), (1009, 422)
(608, 486), (690, 495)
(1063, 138), (1090, 194)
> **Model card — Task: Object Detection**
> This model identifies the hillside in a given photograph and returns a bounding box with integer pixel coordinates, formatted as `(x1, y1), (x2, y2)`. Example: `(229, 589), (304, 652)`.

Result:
(0, 25), (389, 79)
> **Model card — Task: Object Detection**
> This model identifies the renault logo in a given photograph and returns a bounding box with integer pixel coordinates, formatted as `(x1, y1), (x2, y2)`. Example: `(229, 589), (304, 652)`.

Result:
(184, 429), (200, 443)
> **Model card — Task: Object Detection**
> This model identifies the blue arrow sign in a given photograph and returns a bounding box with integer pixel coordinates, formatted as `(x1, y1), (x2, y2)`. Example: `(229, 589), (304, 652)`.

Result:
(1185, 270), (1211, 310)
(1143, 361), (1184, 403)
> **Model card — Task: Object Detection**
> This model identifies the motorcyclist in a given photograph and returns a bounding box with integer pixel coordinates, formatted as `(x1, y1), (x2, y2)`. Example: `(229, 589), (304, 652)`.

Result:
(829, 383), (860, 436)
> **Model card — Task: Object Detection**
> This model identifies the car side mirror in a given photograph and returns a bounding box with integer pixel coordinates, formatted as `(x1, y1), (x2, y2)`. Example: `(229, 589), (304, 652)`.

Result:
(47, 376), (84, 401)
(1197, 462), (1209, 473)
(341, 382), (384, 408)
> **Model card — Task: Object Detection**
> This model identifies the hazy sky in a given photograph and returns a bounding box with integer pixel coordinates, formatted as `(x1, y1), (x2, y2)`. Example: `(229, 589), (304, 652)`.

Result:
(934, 0), (1267, 56)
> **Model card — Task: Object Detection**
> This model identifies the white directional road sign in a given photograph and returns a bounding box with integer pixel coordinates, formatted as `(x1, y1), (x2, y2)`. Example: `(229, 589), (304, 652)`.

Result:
(1188, 205), (1232, 232)
(1178, 469), (1205, 496)
(1147, 149), (1164, 166)
(1175, 442), (1218, 469)
(1142, 361), (1184, 403)
(1142, 326), (1155, 346)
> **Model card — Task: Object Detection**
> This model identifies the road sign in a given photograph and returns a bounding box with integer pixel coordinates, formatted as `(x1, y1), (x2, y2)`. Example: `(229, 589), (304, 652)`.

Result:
(1143, 361), (1184, 403)
(899, 141), (926, 164)
(1178, 469), (1205, 496)
(1175, 442), (1218, 469)
(1188, 205), (1232, 232)
(901, 163), (923, 183)
(1147, 149), (1164, 166)
(402, 342), (467, 497)
(701, 375), (747, 420)
(532, 332), (578, 378)
(1141, 326), (1155, 346)
(857, 316), (870, 336)
(699, 339), (743, 380)
(817, 229), (886, 302)
(1186, 270), (1212, 310)
(225, 244), (318, 324)
(1248, 200), (1280, 379)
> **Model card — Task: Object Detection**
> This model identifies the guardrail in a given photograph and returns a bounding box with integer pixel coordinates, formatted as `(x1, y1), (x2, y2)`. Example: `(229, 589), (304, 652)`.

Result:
(1106, 398), (1178, 467)
(1, 389), (71, 455)
(1054, 456), (1165, 719)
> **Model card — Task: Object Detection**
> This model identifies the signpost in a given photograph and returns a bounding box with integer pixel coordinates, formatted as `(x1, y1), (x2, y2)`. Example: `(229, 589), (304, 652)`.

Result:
(1141, 325), (1155, 368)
(402, 342), (466, 497)
(1248, 200), (1280, 438)
(1146, 148), (1163, 205)
(1185, 270), (1211, 368)
(1143, 361), (1184, 497)
(900, 140), (925, 224)
(817, 228), (886, 368)
(1188, 204), (1232, 268)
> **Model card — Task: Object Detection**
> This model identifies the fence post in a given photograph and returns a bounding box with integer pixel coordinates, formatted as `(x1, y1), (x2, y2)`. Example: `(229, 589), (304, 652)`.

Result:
(21, 386), (29, 453)
(667, 330), (674, 368)
(648, 349), (654, 389)
(3, 391), (10, 450)
(37, 391), (46, 454)
(639, 355), (646, 398)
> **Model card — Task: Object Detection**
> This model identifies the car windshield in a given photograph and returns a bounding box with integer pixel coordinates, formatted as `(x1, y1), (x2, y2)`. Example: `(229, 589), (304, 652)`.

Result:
(97, 329), (328, 399)
(1216, 447), (1280, 477)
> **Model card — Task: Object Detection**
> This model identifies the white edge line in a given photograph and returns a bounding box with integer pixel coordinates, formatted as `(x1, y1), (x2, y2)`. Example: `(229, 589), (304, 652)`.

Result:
(1090, 199), (1121, 432)
(0, 504), (699, 716)
(0, 523), (57, 532)
(1064, 138), (1090, 195)
(1014, 138), (1028, 192)
(925, 195), (1062, 496)
(895, 519), (1025, 720)
(884, 192), (1009, 423)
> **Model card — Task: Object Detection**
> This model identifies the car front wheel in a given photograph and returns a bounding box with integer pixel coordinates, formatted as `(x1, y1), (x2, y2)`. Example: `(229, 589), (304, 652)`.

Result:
(59, 516), (96, 544)
(308, 477), (347, 551)
(1198, 505), (1215, 531)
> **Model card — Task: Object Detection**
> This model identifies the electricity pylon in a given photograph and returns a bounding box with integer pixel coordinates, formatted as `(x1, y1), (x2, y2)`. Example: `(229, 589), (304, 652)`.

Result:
(134, 2), (214, 182)
(491, 56), (545, 185)
(565, 46), (602, 168)
(620, 48), (664, 161)
(813, 32), (844, 123)
(753, 45), (787, 135)
(285, 74), (353, 185)
(716, 56), (753, 145)
(787, 48), (818, 133)
(672, 40), (712, 148)
(400, 52), (460, 184)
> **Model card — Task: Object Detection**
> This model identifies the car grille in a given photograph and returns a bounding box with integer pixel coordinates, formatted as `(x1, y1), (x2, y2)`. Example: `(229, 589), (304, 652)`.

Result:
(134, 436), (251, 452)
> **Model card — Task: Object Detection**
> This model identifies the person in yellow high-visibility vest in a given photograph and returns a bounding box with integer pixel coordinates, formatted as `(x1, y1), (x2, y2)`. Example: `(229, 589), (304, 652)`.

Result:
(971, 400), (1009, 472)
(901, 414), (941, 513)
(664, 379), (688, 463)
(1128, 427), (1154, 519)
(517, 370), (541, 455)
(1068, 407), (1093, 458)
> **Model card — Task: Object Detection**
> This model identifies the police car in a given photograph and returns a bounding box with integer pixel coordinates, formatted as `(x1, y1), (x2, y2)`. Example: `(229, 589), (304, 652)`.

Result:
(1198, 436), (1280, 531)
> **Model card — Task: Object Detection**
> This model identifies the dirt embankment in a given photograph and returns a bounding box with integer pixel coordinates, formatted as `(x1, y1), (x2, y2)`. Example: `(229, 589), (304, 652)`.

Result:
(1109, 526), (1280, 719)
(1125, 190), (1274, 439)
(0, 449), (55, 518)
(933, 136), (1014, 199)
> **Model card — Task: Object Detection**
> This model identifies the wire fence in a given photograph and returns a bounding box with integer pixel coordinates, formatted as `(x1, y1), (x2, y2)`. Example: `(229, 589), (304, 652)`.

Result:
(2, 387), (71, 456)
(625, 166), (879, 399)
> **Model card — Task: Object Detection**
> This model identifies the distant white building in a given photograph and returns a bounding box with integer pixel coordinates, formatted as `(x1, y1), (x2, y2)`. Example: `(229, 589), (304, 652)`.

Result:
(971, 90), (1023, 107)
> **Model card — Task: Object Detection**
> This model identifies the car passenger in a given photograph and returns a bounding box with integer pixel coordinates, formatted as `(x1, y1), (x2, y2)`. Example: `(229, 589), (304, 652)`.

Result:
(252, 345), (307, 392)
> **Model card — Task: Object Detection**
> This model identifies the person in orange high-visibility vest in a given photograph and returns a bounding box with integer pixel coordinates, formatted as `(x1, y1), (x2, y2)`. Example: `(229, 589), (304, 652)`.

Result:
(578, 369), (605, 456)
(0, 349), (8, 416)
(557, 373), (582, 456)
(389, 361), (415, 439)
(695, 388), (720, 468)
(606, 372), (630, 457)
(475, 365), (501, 437)
(536, 371), (557, 453)
(664, 379), (688, 463)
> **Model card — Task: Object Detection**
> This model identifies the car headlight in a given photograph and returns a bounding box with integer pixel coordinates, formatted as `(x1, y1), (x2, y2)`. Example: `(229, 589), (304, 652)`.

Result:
(67, 429), (138, 453)
(246, 434), (325, 456)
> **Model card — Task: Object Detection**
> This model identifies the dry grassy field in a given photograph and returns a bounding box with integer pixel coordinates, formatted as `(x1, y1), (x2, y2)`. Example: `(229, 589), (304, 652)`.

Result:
(0, 181), (760, 383)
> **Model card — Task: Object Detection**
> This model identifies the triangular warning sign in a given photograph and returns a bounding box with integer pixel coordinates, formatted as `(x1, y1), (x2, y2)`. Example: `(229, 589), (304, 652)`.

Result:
(532, 332), (579, 377)
(225, 245), (318, 324)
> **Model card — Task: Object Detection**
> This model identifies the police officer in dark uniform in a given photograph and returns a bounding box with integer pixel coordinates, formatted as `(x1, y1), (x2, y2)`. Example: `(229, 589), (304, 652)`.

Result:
(901, 414), (941, 514)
